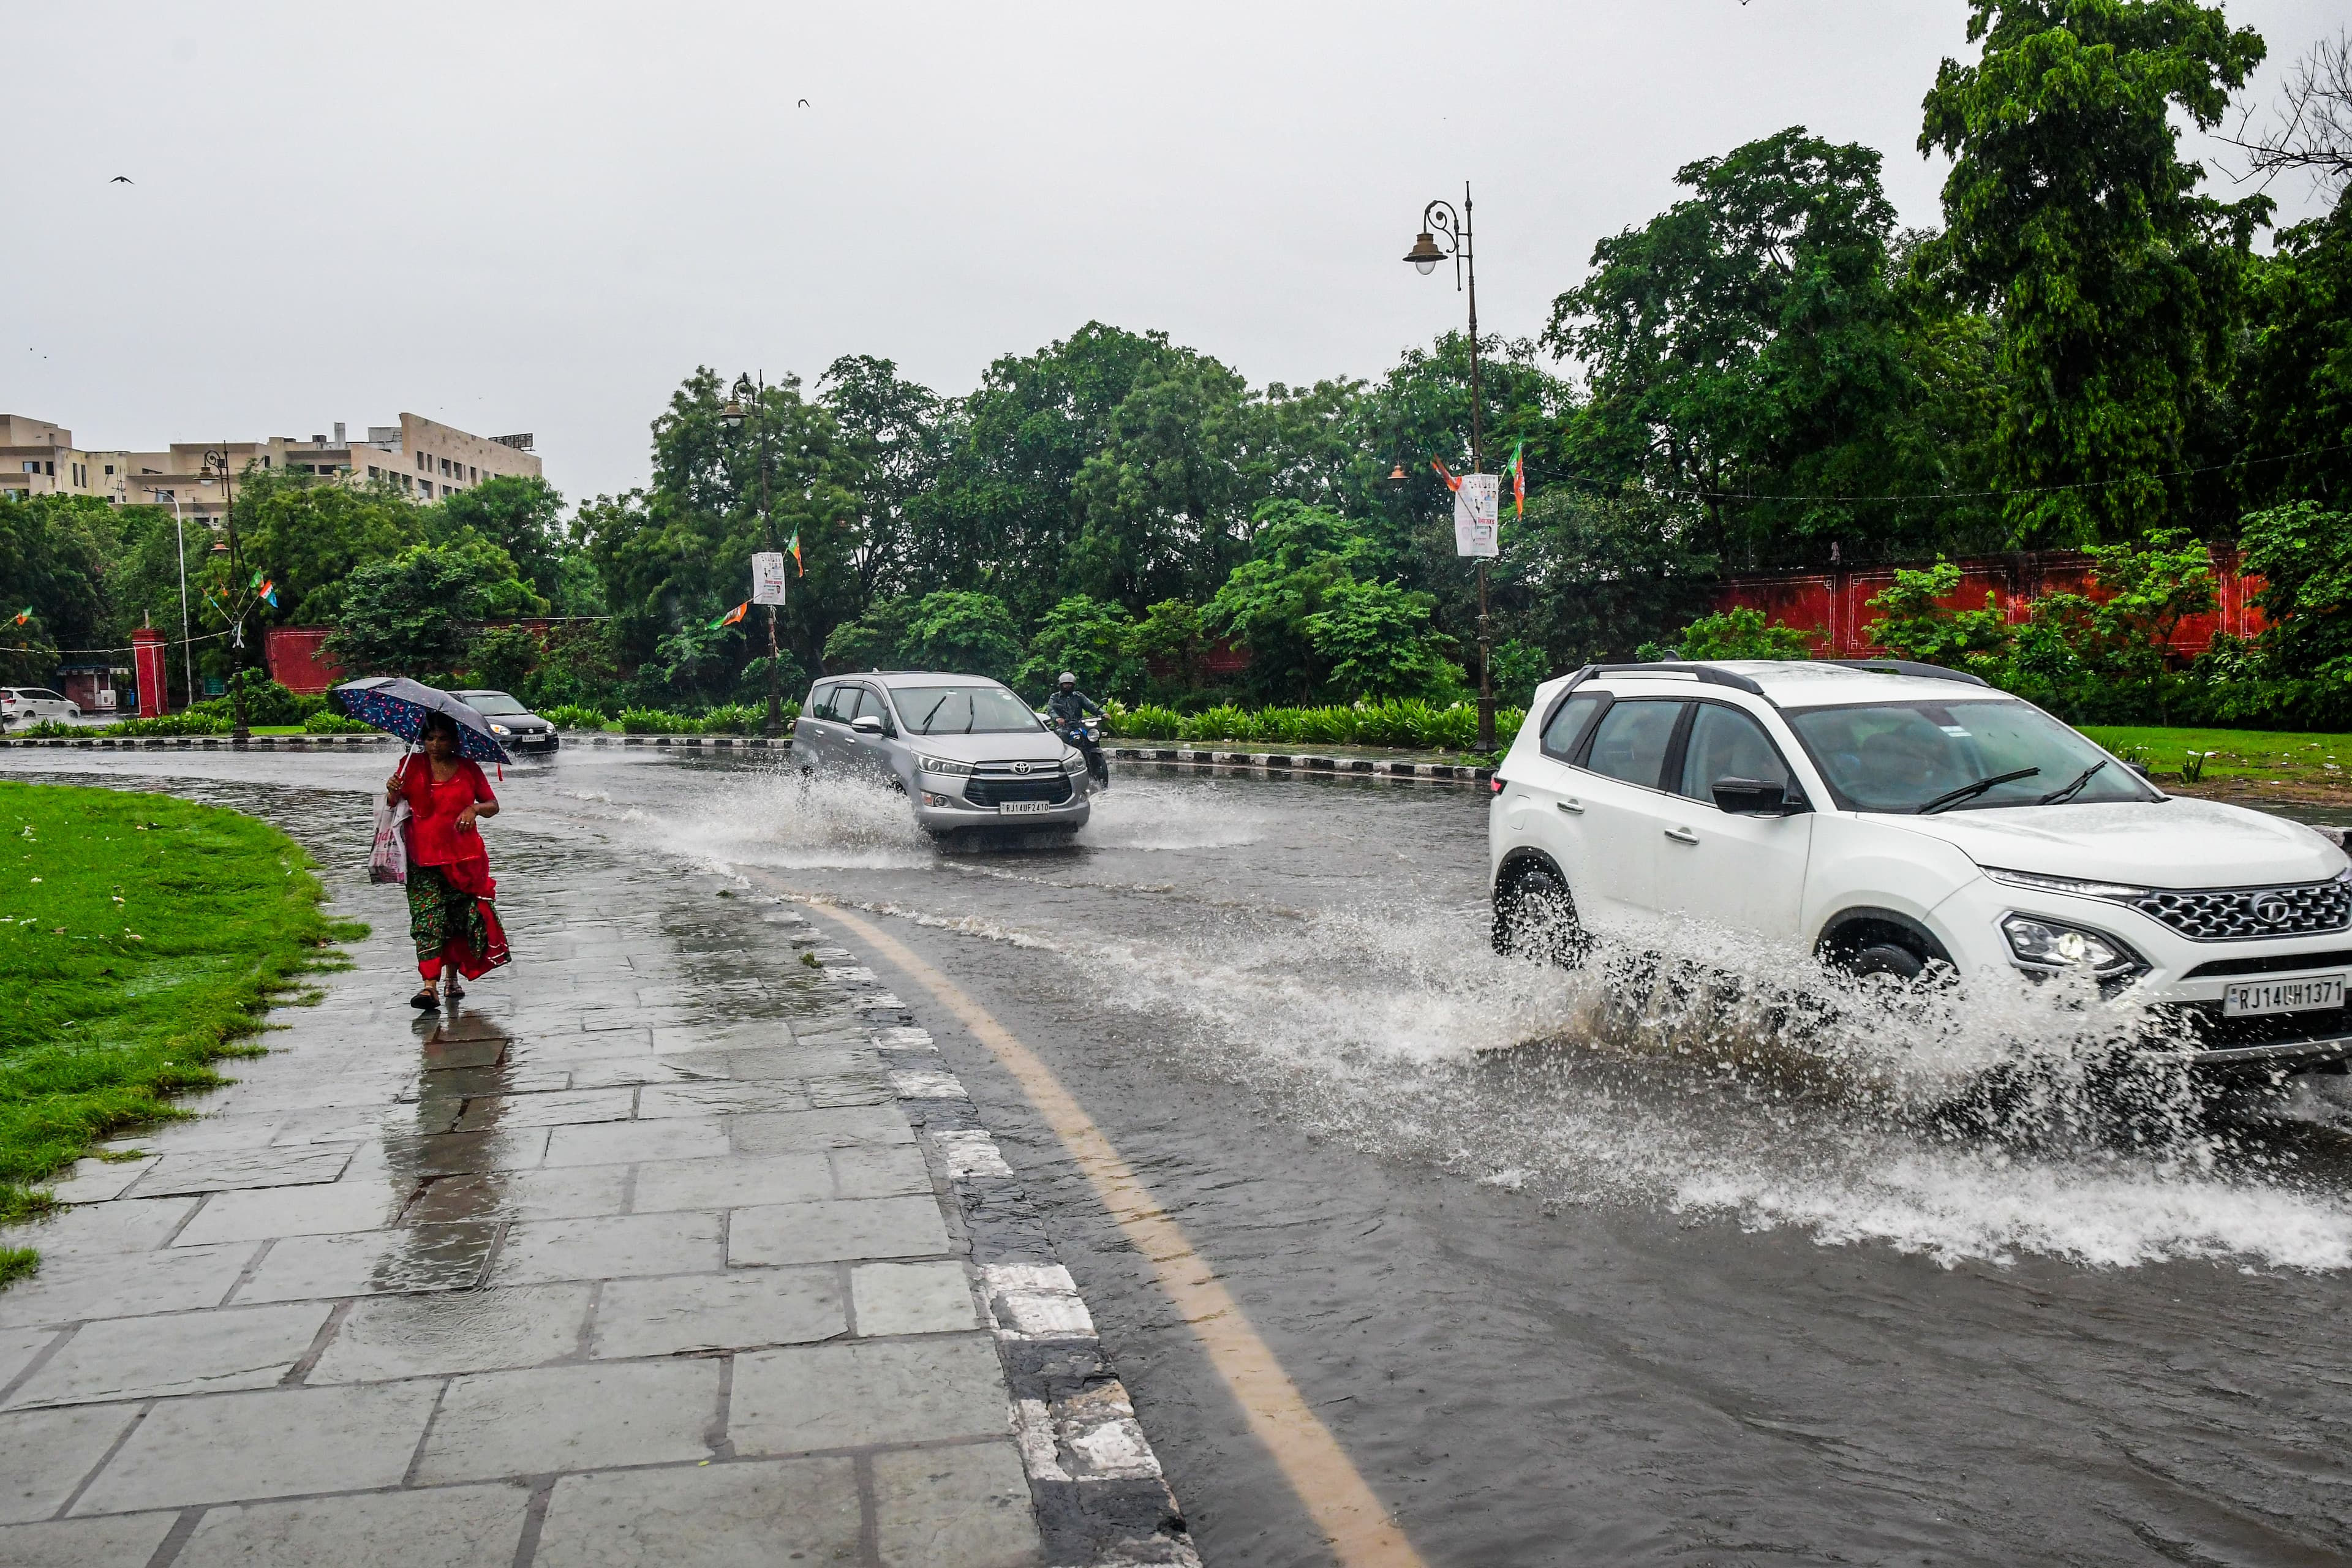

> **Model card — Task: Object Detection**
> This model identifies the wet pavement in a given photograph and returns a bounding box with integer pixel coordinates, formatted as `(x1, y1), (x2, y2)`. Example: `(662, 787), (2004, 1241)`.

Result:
(0, 768), (1071, 1567)
(9, 746), (2352, 1566)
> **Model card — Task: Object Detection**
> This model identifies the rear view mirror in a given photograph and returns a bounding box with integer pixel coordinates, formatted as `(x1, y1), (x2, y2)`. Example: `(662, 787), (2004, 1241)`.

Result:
(850, 715), (885, 736)
(1713, 777), (1801, 815)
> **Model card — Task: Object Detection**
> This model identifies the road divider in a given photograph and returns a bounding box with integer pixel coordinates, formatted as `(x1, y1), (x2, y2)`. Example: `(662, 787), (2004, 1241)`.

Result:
(1108, 745), (1493, 787)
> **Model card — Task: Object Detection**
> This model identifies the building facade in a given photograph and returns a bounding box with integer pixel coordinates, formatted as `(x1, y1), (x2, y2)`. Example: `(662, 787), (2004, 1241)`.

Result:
(0, 412), (540, 527)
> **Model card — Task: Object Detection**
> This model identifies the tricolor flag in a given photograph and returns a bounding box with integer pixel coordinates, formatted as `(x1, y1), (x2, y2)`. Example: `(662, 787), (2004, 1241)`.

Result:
(1429, 459), (1462, 492)
(10, 608), (29, 627)
(708, 601), (750, 631)
(787, 529), (803, 576)
(1509, 441), (1525, 518)
(258, 579), (279, 608)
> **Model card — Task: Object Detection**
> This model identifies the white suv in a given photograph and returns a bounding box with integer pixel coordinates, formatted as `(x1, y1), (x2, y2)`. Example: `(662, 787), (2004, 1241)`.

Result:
(1, 687), (81, 726)
(1490, 659), (2352, 1069)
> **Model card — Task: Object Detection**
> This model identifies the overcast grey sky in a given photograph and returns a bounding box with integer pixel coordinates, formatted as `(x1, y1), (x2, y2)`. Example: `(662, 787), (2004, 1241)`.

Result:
(9, 1), (2341, 505)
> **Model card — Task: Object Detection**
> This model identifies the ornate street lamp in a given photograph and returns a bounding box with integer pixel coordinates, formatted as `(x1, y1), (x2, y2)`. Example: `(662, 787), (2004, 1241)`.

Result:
(202, 449), (251, 742)
(1403, 184), (1494, 752)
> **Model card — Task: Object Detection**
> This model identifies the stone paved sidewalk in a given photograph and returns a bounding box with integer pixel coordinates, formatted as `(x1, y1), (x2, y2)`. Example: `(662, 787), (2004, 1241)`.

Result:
(0, 821), (1090, 1567)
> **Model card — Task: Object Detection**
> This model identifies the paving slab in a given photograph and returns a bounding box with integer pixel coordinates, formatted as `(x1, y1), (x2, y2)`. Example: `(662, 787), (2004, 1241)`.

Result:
(126, 1143), (356, 1196)
(0, 1512), (178, 1568)
(730, 1335), (1010, 1453)
(628, 1152), (832, 1213)
(309, 1282), (595, 1382)
(0, 1245), (251, 1329)
(453, 1087), (637, 1133)
(873, 1442), (1044, 1568)
(172, 1180), (409, 1247)
(854, 1260), (984, 1336)
(175, 1482), (533, 1568)
(489, 1212), (724, 1286)
(231, 1221), (500, 1303)
(727, 1196), (951, 1267)
(591, 1268), (844, 1359)
(73, 1380), (443, 1513)
(0, 1404), (140, 1522)
(6, 1300), (330, 1408)
(9, 1199), (197, 1261)
(415, 1359), (723, 1482)
(541, 1118), (729, 1167)
(534, 1458), (862, 1568)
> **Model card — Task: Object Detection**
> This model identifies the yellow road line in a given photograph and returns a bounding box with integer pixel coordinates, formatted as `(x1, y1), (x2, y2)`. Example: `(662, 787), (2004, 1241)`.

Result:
(815, 899), (1426, 1568)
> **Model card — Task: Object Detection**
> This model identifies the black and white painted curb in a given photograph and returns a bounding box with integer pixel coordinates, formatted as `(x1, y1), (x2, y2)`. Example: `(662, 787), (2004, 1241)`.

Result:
(0, 733), (397, 750)
(758, 899), (1200, 1568)
(1110, 744), (1493, 786)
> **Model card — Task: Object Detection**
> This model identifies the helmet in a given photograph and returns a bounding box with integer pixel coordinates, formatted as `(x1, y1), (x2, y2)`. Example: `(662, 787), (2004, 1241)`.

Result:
(1058, 672), (1076, 686)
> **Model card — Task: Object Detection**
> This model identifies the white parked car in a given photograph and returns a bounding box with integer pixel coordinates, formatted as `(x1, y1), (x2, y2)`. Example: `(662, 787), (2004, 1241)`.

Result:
(1, 687), (81, 726)
(1490, 659), (2352, 1069)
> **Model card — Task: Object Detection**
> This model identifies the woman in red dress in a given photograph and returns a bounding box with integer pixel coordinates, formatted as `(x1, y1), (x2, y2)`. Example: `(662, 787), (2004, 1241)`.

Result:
(386, 712), (510, 1009)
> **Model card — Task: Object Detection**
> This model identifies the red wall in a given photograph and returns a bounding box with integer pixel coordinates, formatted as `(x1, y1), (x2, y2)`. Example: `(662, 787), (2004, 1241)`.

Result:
(1710, 550), (2266, 660)
(265, 628), (346, 693)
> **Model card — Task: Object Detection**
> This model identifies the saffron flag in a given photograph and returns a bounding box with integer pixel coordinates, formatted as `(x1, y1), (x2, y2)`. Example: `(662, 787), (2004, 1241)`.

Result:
(1429, 459), (1463, 492)
(787, 529), (803, 576)
(1509, 441), (1525, 518)
(709, 601), (750, 630)
(10, 608), (29, 627)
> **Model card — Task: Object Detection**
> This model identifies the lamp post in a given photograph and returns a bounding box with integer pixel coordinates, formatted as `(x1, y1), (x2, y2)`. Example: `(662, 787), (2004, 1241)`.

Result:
(720, 374), (785, 738)
(202, 449), (251, 742)
(1403, 183), (1495, 752)
(149, 487), (194, 710)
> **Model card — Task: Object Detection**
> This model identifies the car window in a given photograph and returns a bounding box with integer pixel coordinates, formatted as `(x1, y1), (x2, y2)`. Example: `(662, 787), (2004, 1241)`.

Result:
(1581, 699), (1684, 789)
(1785, 699), (2154, 813)
(807, 682), (840, 721)
(1539, 691), (1607, 761)
(1677, 704), (1793, 802)
(891, 685), (1044, 736)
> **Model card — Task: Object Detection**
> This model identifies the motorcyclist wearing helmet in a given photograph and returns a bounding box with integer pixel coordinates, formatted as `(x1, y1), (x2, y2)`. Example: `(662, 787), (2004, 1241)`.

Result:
(1046, 673), (1109, 788)
(1045, 673), (1104, 731)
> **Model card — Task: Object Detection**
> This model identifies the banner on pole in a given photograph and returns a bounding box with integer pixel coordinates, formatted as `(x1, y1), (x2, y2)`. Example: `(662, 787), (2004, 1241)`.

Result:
(752, 551), (788, 606)
(1453, 473), (1499, 558)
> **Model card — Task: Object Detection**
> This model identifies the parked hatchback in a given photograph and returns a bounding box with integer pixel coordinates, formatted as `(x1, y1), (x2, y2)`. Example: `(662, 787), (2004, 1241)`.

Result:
(795, 671), (1092, 839)
(1491, 658), (2352, 1070)
(451, 690), (559, 753)
(1, 687), (81, 726)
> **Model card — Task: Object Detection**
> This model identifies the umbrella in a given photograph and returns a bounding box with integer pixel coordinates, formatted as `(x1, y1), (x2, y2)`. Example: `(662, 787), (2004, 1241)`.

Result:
(336, 677), (513, 767)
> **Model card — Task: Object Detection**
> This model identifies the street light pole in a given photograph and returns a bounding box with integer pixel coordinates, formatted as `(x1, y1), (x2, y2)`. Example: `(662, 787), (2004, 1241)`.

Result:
(152, 488), (193, 710)
(723, 374), (786, 739)
(1404, 182), (1495, 752)
(205, 449), (250, 743)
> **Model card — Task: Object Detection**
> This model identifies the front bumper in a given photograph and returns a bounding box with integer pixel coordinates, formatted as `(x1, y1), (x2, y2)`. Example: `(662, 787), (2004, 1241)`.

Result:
(1928, 876), (2352, 1068)
(911, 770), (1091, 831)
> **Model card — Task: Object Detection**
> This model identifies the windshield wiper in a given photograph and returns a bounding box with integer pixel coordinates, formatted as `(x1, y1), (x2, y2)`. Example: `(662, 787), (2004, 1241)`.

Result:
(2036, 759), (2106, 805)
(1918, 766), (2040, 815)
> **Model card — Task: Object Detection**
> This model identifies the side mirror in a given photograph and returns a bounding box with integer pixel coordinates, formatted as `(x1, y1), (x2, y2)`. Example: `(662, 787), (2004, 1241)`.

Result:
(850, 715), (885, 736)
(1713, 776), (1802, 815)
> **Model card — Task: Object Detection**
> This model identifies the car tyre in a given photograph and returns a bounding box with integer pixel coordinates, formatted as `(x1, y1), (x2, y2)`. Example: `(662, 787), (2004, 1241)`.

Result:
(1493, 862), (1588, 967)
(1842, 941), (1927, 982)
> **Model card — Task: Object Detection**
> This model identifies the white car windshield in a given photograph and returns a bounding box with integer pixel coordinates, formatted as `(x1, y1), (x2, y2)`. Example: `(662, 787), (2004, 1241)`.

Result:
(891, 685), (1041, 735)
(461, 692), (529, 716)
(1785, 699), (2155, 813)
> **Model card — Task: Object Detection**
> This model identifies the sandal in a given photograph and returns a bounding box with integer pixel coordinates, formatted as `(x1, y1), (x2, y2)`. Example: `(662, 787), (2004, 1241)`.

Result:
(409, 990), (438, 1011)
(443, 982), (465, 1003)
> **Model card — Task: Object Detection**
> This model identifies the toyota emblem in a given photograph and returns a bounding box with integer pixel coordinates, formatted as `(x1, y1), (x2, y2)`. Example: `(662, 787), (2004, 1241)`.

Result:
(1011, 761), (1032, 774)
(2253, 894), (2296, 925)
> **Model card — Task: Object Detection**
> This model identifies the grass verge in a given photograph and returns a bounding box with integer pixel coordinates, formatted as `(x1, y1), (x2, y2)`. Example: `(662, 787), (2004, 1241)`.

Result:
(2080, 726), (2352, 793)
(0, 780), (364, 1268)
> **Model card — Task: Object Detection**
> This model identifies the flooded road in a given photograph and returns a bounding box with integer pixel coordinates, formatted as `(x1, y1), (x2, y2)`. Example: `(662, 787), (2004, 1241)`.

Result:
(17, 744), (2352, 1565)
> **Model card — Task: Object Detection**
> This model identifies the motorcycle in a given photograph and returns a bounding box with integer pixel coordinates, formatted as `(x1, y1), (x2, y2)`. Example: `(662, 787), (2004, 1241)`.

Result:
(1054, 715), (1110, 790)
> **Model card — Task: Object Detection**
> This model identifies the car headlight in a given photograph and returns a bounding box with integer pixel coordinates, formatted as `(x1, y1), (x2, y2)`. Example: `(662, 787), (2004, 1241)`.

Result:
(914, 754), (973, 777)
(1063, 752), (1087, 774)
(489, 723), (511, 736)
(1981, 867), (2149, 900)
(1999, 913), (2144, 976)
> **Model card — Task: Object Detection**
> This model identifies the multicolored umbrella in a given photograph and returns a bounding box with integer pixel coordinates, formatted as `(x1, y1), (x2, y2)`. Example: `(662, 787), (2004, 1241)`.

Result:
(336, 677), (513, 766)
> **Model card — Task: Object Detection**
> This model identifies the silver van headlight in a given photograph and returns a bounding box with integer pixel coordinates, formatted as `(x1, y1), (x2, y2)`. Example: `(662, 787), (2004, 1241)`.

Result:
(914, 754), (973, 777)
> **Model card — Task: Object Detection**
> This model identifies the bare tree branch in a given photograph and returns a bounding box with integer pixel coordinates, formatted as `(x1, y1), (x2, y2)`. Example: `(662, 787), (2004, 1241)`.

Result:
(2221, 29), (2352, 198)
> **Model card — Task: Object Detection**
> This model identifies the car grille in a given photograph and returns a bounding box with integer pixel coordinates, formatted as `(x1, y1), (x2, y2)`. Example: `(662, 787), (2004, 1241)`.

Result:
(965, 773), (1072, 807)
(2132, 879), (2352, 941)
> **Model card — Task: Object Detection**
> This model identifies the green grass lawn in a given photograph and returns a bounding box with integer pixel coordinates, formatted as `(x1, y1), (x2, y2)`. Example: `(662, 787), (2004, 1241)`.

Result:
(0, 781), (362, 1284)
(2079, 726), (2352, 790)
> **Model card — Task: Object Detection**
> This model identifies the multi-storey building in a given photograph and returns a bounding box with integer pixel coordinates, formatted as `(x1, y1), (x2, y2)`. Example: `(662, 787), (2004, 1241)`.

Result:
(0, 412), (540, 526)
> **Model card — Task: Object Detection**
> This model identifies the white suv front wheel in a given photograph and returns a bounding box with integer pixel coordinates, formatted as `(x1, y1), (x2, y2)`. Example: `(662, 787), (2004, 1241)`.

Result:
(1493, 858), (1588, 967)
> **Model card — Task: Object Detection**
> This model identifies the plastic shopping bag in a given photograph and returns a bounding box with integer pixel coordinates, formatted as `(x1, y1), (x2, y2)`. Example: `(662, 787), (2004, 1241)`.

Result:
(370, 796), (411, 884)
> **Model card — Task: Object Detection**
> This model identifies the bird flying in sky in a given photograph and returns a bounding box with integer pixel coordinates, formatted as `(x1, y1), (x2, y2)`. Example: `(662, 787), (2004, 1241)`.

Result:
(110, 175), (133, 184)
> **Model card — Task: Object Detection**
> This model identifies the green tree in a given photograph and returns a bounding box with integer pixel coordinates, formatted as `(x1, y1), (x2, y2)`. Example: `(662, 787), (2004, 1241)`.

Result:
(1517, 487), (1719, 664)
(1202, 502), (1369, 702)
(898, 590), (1021, 681)
(1864, 559), (2015, 666)
(1017, 595), (1141, 698)
(2239, 202), (2352, 508)
(324, 545), (496, 679)
(820, 355), (949, 611)
(1643, 606), (1819, 662)
(232, 469), (425, 624)
(1301, 579), (1463, 701)
(1919, 0), (2270, 543)
(822, 595), (915, 673)
(2234, 502), (2352, 682)
(435, 477), (567, 602)
(1124, 598), (1210, 695)
(0, 495), (115, 682)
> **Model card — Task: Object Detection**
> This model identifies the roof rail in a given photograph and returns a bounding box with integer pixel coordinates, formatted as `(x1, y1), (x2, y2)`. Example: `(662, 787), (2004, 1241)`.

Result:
(1589, 662), (1768, 696)
(1822, 658), (1989, 688)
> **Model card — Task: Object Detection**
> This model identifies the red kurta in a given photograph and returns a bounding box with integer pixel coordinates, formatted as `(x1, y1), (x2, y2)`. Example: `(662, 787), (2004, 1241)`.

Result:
(398, 755), (508, 981)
